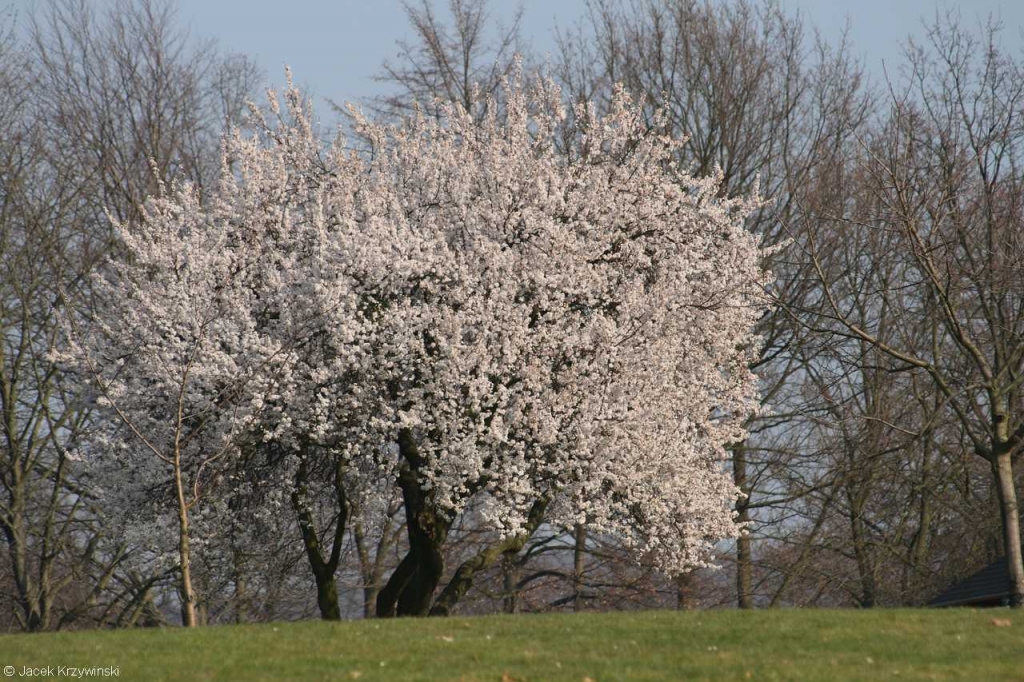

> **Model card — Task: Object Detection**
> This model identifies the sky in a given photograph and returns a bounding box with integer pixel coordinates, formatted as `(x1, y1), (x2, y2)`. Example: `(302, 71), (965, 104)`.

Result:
(8, 0), (1024, 112)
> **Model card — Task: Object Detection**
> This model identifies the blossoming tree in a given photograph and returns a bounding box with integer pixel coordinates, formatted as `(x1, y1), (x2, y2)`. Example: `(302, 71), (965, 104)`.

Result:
(63, 69), (768, 622)
(351, 78), (768, 616)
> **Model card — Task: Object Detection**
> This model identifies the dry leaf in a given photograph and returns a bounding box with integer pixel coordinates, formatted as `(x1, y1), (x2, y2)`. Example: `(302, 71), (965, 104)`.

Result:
(991, 617), (1012, 627)
(348, 672), (362, 680)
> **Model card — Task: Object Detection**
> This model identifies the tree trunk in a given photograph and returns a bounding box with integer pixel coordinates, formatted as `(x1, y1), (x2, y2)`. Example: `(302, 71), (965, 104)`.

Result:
(355, 507), (403, 618)
(314, 570), (341, 620)
(173, 451), (197, 627)
(848, 496), (876, 608)
(573, 524), (587, 612)
(993, 451), (1024, 608)
(430, 499), (547, 616)
(233, 550), (248, 624)
(394, 474), (448, 617)
(734, 444), (753, 609)
(362, 579), (381, 619)
(354, 522), (380, 618)
(502, 550), (519, 614)
(291, 454), (348, 621)
(675, 571), (695, 610)
(175, 510), (197, 626)
(377, 430), (451, 617)
(4, 513), (44, 631)
(375, 551), (417, 618)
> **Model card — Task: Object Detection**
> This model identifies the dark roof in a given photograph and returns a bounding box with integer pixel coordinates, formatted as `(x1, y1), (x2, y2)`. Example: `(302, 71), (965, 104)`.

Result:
(928, 559), (1010, 607)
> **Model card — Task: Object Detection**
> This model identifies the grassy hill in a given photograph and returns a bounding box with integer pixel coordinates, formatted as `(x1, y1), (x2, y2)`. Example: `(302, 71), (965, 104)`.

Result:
(0, 609), (1020, 681)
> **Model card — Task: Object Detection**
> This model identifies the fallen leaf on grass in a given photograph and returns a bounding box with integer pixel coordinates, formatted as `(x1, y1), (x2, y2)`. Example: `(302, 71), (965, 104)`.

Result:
(991, 618), (1012, 627)
(437, 635), (455, 642)
(348, 672), (362, 680)
(500, 673), (518, 682)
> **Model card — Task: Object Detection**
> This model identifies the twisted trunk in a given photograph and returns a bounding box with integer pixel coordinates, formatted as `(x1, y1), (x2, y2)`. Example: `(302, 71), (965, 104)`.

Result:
(377, 430), (451, 617)
(430, 499), (547, 616)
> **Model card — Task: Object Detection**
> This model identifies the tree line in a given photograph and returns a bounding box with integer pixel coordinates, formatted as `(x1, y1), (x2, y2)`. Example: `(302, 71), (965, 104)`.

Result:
(1, 0), (1023, 631)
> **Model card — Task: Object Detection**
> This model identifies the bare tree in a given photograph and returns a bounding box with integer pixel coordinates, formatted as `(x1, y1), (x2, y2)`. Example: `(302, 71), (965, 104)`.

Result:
(366, 0), (524, 121)
(0, 10), (138, 631)
(29, 0), (260, 224)
(0, 0), (262, 631)
(795, 14), (1024, 607)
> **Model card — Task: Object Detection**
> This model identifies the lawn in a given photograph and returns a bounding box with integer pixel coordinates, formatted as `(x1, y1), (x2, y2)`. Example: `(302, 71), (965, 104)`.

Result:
(0, 609), (1020, 681)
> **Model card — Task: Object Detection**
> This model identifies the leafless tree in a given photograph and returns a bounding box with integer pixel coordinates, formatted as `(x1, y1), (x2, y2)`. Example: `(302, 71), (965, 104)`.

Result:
(366, 0), (524, 122)
(0, 0), (262, 630)
(794, 13), (1024, 607)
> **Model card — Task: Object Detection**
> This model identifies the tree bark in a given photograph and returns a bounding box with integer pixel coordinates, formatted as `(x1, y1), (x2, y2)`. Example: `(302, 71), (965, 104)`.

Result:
(375, 551), (418, 618)
(502, 549), (519, 614)
(291, 454), (348, 621)
(429, 499), (547, 616)
(733, 444), (753, 609)
(573, 523), (587, 612)
(675, 571), (695, 610)
(355, 517), (396, 619)
(377, 430), (451, 617)
(173, 447), (197, 627)
(993, 451), (1024, 608)
(233, 546), (248, 624)
(847, 482), (876, 609)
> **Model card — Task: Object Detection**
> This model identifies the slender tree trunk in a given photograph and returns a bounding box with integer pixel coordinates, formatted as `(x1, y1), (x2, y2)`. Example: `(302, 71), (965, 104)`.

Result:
(173, 453), (197, 627)
(233, 547), (248, 624)
(993, 451), (1024, 608)
(734, 444), (753, 609)
(354, 523), (376, 618)
(735, 530), (753, 609)
(4, 511), (44, 631)
(363, 584), (381, 619)
(847, 492), (876, 608)
(355, 506), (403, 618)
(905, 428), (934, 603)
(573, 524), (587, 612)
(502, 550), (519, 614)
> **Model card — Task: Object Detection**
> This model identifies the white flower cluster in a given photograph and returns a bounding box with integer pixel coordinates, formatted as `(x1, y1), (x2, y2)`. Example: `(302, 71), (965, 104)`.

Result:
(64, 70), (767, 574)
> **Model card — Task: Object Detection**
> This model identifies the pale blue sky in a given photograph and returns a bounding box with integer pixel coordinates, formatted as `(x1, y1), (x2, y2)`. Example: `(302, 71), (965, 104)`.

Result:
(9, 0), (1024, 110)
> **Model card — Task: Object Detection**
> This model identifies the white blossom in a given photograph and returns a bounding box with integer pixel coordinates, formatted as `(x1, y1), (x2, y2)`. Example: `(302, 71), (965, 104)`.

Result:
(60, 68), (768, 576)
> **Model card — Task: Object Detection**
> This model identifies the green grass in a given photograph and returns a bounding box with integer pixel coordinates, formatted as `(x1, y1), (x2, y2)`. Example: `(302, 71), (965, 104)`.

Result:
(0, 609), (1021, 681)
